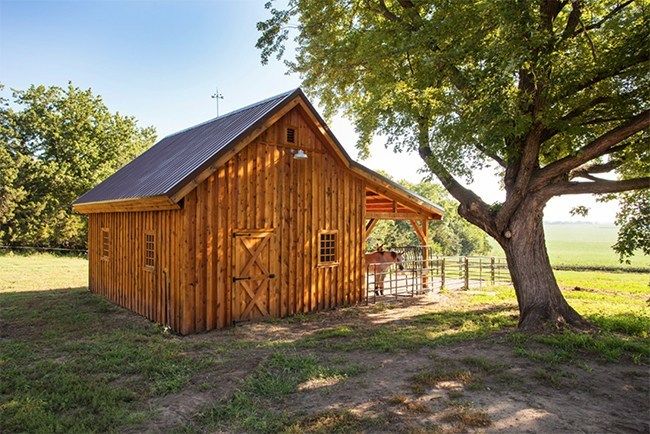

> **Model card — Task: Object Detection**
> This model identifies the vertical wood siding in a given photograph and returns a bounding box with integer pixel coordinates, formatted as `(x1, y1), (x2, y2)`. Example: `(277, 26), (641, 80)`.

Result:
(88, 209), (185, 332)
(87, 106), (366, 334)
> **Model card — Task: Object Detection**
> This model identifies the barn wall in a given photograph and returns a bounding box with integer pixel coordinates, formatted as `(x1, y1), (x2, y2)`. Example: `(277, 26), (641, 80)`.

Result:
(87, 210), (185, 331)
(87, 106), (367, 335)
(179, 106), (366, 334)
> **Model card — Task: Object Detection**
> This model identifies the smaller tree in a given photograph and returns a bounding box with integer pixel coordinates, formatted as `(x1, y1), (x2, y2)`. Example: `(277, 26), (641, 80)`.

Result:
(0, 83), (156, 248)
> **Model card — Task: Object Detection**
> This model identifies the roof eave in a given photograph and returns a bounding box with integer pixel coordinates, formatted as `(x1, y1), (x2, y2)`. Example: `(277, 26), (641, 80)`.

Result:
(72, 195), (180, 214)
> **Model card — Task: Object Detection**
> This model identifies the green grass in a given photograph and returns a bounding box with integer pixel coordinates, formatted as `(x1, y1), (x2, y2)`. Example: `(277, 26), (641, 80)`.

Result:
(488, 223), (649, 269)
(0, 288), (217, 432)
(0, 251), (88, 292)
(1, 253), (648, 432)
(471, 273), (649, 364)
(197, 353), (364, 433)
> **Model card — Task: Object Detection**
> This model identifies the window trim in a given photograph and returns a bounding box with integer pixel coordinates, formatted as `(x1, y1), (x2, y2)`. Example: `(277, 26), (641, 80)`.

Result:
(101, 228), (110, 261)
(318, 229), (339, 267)
(144, 230), (155, 271)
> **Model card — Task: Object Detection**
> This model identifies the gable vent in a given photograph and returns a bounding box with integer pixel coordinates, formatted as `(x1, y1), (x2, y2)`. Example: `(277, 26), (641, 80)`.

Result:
(286, 128), (296, 144)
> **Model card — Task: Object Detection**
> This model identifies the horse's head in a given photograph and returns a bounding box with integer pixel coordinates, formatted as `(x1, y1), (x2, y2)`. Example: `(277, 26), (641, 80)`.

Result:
(390, 251), (405, 270)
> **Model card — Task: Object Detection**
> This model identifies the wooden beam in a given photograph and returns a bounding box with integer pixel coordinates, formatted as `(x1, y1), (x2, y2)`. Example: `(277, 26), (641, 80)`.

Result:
(365, 218), (378, 241)
(357, 171), (444, 220)
(366, 211), (428, 220)
(73, 195), (181, 214)
(409, 219), (427, 244)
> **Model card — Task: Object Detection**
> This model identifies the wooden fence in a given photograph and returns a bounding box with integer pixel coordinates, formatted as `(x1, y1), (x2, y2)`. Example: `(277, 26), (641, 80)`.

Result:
(365, 246), (512, 302)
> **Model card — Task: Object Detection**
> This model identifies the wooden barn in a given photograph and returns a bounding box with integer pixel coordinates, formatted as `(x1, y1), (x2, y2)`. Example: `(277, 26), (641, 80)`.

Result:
(73, 89), (444, 334)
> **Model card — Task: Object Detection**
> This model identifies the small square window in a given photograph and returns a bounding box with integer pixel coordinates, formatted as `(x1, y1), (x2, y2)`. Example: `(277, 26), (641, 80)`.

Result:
(144, 232), (155, 270)
(319, 230), (338, 266)
(101, 228), (110, 261)
(286, 127), (296, 144)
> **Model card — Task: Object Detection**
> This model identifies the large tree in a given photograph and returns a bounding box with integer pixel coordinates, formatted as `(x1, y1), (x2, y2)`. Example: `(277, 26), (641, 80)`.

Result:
(257, 0), (650, 330)
(0, 84), (156, 249)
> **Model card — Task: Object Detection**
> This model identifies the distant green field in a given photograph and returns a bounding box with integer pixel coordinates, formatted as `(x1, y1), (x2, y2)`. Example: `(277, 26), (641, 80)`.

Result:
(488, 223), (649, 270)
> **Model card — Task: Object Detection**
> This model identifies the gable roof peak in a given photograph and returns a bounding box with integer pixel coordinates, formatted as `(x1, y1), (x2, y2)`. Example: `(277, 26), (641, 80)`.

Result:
(163, 88), (302, 141)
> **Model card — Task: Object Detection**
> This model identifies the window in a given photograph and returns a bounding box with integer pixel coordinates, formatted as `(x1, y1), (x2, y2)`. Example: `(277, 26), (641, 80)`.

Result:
(144, 232), (155, 270)
(286, 127), (296, 144)
(101, 228), (110, 261)
(318, 230), (338, 266)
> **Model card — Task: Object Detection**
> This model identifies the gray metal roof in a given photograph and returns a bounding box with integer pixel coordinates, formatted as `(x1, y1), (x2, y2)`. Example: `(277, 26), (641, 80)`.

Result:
(75, 89), (297, 204)
(74, 88), (443, 217)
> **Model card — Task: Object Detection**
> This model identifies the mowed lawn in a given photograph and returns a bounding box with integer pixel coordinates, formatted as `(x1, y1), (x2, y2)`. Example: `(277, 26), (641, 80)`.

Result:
(1, 253), (648, 433)
(489, 223), (650, 269)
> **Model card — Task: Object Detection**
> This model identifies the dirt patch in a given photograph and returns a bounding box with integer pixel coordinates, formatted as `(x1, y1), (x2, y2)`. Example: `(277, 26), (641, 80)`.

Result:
(130, 295), (649, 433)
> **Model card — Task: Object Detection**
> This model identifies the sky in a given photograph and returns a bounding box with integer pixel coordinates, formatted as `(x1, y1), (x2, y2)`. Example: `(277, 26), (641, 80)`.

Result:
(0, 0), (619, 223)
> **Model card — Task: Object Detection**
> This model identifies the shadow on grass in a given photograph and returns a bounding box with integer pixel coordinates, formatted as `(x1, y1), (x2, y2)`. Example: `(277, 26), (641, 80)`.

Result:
(0, 287), (214, 433)
(292, 304), (519, 352)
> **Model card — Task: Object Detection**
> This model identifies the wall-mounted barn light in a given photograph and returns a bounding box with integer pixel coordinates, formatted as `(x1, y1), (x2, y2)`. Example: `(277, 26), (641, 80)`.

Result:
(292, 149), (308, 160)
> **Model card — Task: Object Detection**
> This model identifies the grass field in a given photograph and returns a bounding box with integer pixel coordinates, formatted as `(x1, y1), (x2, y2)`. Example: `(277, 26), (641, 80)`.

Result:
(488, 222), (650, 269)
(1, 253), (648, 433)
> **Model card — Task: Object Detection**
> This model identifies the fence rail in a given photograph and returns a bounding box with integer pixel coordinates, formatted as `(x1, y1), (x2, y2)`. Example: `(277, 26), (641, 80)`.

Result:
(365, 246), (512, 302)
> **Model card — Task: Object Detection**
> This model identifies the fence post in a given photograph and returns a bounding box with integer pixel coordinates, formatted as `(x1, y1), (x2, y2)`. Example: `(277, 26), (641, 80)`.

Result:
(490, 257), (495, 285)
(464, 256), (469, 290)
(441, 258), (445, 290)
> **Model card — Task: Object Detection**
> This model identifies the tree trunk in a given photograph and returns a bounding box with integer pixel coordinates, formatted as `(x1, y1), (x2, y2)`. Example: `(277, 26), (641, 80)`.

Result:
(501, 203), (589, 331)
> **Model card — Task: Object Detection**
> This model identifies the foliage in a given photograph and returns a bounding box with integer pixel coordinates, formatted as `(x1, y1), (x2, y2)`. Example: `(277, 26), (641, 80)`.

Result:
(612, 191), (650, 263)
(0, 83), (155, 248)
(366, 173), (490, 255)
(257, 0), (650, 326)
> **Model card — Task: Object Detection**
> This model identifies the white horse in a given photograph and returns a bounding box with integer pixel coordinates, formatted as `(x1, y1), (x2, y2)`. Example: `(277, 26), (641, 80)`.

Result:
(365, 246), (405, 296)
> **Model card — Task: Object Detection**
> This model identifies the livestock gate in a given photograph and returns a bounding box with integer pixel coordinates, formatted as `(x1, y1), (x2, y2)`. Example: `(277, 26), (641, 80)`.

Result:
(365, 246), (512, 303)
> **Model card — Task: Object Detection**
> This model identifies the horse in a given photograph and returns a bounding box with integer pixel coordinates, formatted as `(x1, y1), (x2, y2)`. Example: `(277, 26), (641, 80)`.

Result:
(365, 246), (405, 296)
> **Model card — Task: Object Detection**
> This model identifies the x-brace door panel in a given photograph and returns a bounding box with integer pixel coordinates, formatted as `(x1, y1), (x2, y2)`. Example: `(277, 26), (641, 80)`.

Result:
(231, 230), (276, 322)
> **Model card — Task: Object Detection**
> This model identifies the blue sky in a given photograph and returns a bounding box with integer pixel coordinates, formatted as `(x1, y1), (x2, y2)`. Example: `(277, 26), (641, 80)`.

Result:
(0, 0), (617, 222)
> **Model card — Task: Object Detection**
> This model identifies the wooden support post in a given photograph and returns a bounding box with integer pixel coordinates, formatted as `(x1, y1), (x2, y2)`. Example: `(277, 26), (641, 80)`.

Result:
(464, 256), (469, 290)
(409, 219), (429, 292)
(421, 219), (429, 291)
(441, 258), (445, 290)
(490, 257), (495, 285)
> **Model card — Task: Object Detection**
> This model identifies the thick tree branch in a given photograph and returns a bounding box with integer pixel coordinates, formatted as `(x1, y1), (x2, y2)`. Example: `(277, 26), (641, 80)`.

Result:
(561, 0), (582, 39)
(415, 119), (496, 236)
(555, 53), (648, 102)
(570, 159), (624, 178)
(474, 143), (506, 168)
(536, 110), (650, 182)
(568, 0), (634, 38)
(549, 177), (650, 195)
(495, 124), (544, 232)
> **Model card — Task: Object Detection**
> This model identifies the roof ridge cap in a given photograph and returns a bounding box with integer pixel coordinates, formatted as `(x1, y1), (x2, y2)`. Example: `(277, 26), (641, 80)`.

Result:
(162, 88), (299, 140)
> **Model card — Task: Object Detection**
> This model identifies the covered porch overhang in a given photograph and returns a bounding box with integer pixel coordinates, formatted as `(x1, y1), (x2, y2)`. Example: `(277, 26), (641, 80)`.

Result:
(363, 179), (444, 292)
(364, 185), (443, 246)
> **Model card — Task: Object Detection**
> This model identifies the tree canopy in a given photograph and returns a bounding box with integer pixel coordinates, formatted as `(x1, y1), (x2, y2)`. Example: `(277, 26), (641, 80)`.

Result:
(257, 0), (649, 329)
(0, 84), (156, 249)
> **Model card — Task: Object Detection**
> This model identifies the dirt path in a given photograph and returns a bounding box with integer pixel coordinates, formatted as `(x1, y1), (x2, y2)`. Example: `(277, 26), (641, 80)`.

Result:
(133, 295), (649, 433)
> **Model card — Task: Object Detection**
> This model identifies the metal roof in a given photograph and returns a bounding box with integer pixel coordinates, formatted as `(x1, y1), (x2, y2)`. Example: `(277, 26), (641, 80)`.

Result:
(74, 89), (297, 204)
(74, 88), (444, 217)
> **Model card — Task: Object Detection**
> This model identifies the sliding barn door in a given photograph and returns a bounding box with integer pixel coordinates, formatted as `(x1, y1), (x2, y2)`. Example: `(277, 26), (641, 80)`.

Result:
(231, 230), (277, 322)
